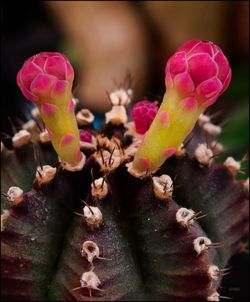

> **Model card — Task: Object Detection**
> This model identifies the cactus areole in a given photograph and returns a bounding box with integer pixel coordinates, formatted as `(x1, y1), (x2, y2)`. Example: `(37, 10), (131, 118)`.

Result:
(133, 40), (231, 172)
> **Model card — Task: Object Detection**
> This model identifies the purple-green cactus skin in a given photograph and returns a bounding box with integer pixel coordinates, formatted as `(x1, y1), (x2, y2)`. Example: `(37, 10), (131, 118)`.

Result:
(1, 41), (248, 301)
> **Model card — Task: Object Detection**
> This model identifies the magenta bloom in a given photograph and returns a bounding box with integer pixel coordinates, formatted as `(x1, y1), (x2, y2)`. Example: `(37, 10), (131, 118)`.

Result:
(16, 52), (74, 103)
(165, 40), (232, 107)
(79, 130), (93, 143)
(131, 100), (158, 134)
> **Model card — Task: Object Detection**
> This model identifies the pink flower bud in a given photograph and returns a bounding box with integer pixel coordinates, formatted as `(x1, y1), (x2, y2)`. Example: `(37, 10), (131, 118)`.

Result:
(165, 40), (232, 107)
(16, 52), (74, 103)
(16, 52), (82, 166)
(131, 100), (158, 134)
(79, 130), (93, 143)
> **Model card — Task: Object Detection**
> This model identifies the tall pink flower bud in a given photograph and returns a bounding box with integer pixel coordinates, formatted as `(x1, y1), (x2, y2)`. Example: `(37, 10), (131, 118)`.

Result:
(165, 40), (231, 107)
(133, 40), (232, 173)
(16, 52), (84, 168)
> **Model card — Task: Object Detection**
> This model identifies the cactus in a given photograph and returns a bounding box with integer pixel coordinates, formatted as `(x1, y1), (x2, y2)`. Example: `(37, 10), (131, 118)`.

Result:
(1, 40), (248, 301)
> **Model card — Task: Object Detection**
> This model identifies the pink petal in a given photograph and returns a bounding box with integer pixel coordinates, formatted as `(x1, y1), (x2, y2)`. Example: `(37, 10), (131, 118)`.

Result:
(30, 74), (57, 99)
(65, 61), (74, 82)
(214, 51), (230, 84)
(177, 40), (201, 53)
(187, 42), (214, 57)
(169, 52), (187, 78)
(20, 61), (43, 89)
(196, 77), (222, 102)
(174, 72), (195, 96)
(32, 54), (48, 69)
(140, 106), (148, 114)
(44, 56), (66, 80)
(211, 44), (222, 56)
(188, 53), (217, 86)
(50, 80), (69, 98)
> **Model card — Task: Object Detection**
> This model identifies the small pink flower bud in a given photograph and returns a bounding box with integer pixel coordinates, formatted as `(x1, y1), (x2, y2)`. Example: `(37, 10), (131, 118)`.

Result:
(79, 130), (93, 143)
(131, 100), (158, 134)
(165, 40), (232, 107)
(16, 52), (74, 103)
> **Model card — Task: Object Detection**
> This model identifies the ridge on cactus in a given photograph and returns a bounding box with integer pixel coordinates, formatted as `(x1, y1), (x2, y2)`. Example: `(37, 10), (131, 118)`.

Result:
(1, 40), (248, 302)
(133, 40), (232, 173)
(16, 52), (83, 168)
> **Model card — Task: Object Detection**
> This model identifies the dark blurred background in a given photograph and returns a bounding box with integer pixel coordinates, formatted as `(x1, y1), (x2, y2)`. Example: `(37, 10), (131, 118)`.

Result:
(1, 1), (249, 300)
